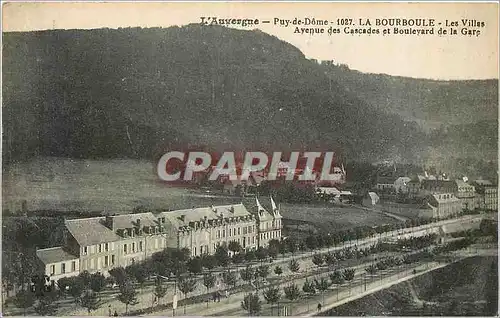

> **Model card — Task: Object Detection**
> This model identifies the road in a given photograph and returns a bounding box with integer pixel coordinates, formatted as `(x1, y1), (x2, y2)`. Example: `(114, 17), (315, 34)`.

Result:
(3, 213), (492, 316)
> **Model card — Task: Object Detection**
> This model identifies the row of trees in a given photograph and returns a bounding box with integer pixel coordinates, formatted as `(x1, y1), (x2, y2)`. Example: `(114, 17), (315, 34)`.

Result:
(241, 266), (357, 316)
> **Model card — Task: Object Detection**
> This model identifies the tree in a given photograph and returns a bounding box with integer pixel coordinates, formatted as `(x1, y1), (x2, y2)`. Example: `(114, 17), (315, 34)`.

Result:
(222, 270), (237, 288)
(187, 257), (203, 275)
(302, 279), (316, 296)
(283, 284), (301, 315)
(257, 265), (270, 281)
(274, 265), (283, 277)
(117, 281), (138, 315)
(90, 272), (106, 295)
(56, 277), (72, 298)
(240, 265), (256, 284)
(78, 270), (91, 288)
(33, 297), (59, 316)
(80, 290), (101, 314)
(256, 247), (269, 263)
(232, 253), (245, 264)
(343, 268), (355, 281)
(203, 273), (216, 308)
(365, 264), (378, 275)
(268, 239), (280, 259)
(228, 241), (242, 255)
(178, 276), (197, 314)
(245, 250), (256, 262)
(215, 246), (231, 268)
(14, 290), (35, 315)
(201, 254), (218, 271)
(329, 270), (345, 285)
(241, 293), (261, 316)
(314, 277), (330, 304)
(288, 259), (300, 274)
(312, 254), (324, 267)
(263, 287), (281, 315)
(68, 277), (85, 304)
(109, 267), (128, 286)
(325, 252), (337, 268)
(153, 278), (168, 306)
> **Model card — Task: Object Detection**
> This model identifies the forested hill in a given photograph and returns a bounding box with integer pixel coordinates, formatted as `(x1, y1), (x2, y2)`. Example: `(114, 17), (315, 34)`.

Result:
(3, 25), (426, 164)
(323, 64), (498, 131)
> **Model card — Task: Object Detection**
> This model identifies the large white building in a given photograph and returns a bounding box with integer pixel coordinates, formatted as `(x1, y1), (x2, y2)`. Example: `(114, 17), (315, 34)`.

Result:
(36, 198), (283, 284)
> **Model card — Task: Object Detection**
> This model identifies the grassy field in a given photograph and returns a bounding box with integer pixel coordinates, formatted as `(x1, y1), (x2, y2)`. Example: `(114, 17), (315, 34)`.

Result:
(3, 157), (398, 230)
(2, 157), (238, 214)
(281, 203), (399, 232)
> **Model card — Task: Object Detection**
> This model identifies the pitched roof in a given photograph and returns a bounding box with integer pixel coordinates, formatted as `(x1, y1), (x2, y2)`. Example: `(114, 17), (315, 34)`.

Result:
(65, 217), (122, 246)
(242, 197), (275, 221)
(159, 204), (253, 228)
(108, 212), (158, 231)
(37, 247), (78, 264)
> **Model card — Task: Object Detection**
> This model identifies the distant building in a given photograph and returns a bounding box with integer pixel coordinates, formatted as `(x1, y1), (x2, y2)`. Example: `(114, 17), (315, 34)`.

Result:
(394, 177), (412, 194)
(420, 180), (456, 195)
(473, 180), (498, 211)
(362, 192), (380, 207)
(454, 179), (476, 210)
(424, 193), (461, 219)
(375, 176), (397, 192)
(36, 247), (80, 283)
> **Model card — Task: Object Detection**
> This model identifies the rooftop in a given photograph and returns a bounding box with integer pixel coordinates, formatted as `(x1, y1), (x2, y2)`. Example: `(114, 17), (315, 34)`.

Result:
(65, 217), (122, 246)
(159, 203), (254, 228)
(37, 246), (78, 264)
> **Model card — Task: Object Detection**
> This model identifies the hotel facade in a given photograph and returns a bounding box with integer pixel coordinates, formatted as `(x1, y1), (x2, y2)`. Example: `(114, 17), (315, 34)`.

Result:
(36, 197), (282, 284)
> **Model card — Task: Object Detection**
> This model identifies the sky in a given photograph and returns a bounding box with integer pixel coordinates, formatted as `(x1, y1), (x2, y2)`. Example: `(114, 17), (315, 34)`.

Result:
(2, 2), (499, 80)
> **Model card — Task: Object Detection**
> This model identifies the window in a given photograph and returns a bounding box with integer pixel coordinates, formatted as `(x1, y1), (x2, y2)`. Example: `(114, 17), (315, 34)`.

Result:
(132, 243), (136, 253)
(111, 255), (115, 265)
(104, 256), (109, 267)
(61, 263), (66, 274)
(139, 241), (143, 251)
(154, 239), (158, 249)
(71, 261), (76, 272)
(123, 244), (127, 254)
(83, 246), (88, 255)
(90, 259), (95, 269)
(50, 265), (55, 276)
(238, 228), (241, 235)
(217, 230), (221, 239)
(105, 243), (109, 252)
(223, 230), (226, 237)
(98, 244), (102, 253)
(200, 246), (203, 254)
(194, 247), (197, 256)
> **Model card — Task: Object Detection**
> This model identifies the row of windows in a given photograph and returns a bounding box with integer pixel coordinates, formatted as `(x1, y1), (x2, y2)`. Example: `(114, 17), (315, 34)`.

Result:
(49, 261), (77, 276)
(216, 225), (255, 239)
(123, 239), (161, 254)
(84, 255), (116, 271)
(259, 231), (280, 241)
(83, 243), (111, 255)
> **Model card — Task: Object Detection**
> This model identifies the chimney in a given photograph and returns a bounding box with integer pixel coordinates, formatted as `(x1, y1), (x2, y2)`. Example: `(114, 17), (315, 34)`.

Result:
(211, 205), (217, 213)
(136, 219), (141, 228)
(230, 206), (235, 213)
(105, 215), (113, 230)
(179, 215), (186, 222)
